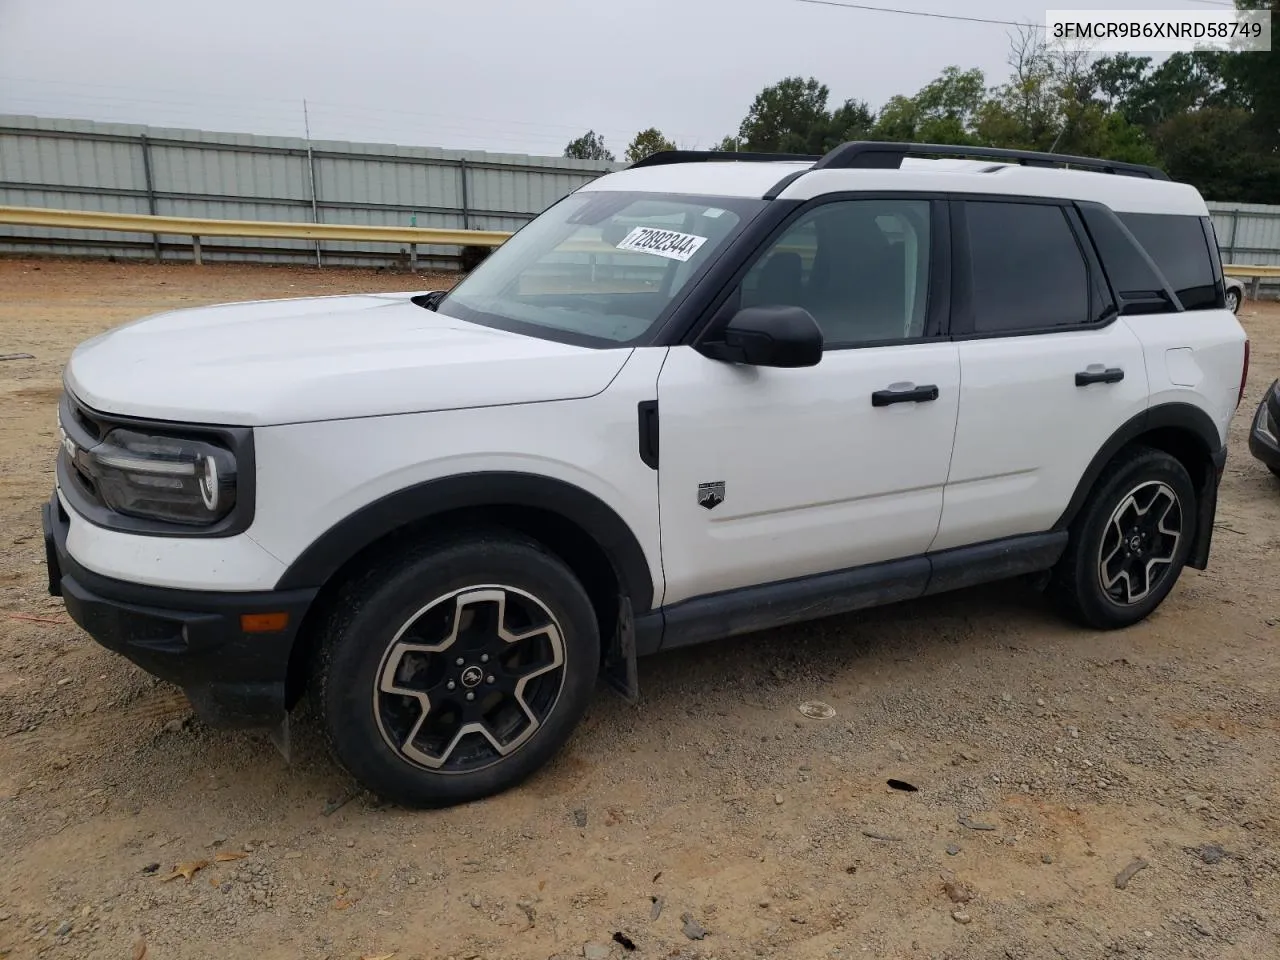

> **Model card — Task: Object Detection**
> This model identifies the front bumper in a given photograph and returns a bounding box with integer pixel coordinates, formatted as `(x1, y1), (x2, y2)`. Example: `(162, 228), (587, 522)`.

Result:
(43, 493), (318, 728)
(1248, 379), (1280, 474)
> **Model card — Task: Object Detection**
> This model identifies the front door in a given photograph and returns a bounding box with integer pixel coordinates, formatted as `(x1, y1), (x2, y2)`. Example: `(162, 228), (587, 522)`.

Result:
(656, 196), (960, 607)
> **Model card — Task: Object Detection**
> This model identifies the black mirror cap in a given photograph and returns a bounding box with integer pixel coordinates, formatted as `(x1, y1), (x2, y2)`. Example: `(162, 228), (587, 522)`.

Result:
(701, 305), (824, 368)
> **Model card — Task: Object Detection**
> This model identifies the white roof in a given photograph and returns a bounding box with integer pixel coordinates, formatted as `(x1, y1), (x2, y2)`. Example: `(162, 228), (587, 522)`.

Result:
(579, 156), (1208, 217)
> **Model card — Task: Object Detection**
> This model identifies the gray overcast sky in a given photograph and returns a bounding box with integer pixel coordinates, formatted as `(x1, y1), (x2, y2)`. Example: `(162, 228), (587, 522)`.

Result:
(0, 0), (1210, 157)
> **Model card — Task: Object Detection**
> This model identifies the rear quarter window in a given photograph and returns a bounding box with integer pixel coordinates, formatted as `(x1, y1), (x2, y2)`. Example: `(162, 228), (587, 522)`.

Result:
(1116, 213), (1223, 310)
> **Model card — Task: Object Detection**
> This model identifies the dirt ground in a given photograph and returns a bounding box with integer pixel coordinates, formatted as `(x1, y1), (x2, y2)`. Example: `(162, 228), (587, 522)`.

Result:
(0, 258), (1277, 960)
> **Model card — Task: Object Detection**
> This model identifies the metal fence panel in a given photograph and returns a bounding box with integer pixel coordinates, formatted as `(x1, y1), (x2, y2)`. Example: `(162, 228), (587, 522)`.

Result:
(0, 114), (616, 267)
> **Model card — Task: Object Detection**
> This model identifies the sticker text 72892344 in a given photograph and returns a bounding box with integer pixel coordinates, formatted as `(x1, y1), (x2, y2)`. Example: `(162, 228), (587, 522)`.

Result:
(614, 226), (709, 263)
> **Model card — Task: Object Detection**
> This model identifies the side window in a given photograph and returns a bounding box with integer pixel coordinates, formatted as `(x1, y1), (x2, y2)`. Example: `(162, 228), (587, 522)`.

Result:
(739, 199), (932, 346)
(965, 201), (1091, 333)
(1118, 213), (1220, 310)
(1078, 204), (1168, 301)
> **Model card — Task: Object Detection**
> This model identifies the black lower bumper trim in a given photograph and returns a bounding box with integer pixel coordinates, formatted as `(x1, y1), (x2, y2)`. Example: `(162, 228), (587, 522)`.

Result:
(43, 493), (317, 728)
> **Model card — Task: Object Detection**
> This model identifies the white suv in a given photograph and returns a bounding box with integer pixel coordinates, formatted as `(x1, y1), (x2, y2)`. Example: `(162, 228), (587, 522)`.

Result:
(43, 142), (1250, 807)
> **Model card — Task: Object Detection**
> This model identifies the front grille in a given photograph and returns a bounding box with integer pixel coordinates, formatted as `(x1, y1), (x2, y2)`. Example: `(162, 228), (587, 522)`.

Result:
(59, 391), (107, 509)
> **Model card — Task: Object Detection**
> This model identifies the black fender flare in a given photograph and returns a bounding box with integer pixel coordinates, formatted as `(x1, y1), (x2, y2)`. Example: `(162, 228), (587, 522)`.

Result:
(274, 471), (656, 612)
(1054, 402), (1225, 569)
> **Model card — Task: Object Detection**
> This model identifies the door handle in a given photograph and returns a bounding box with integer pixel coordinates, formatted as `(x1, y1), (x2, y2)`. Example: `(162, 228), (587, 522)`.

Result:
(872, 384), (940, 407)
(1075, 367), (1125, 386)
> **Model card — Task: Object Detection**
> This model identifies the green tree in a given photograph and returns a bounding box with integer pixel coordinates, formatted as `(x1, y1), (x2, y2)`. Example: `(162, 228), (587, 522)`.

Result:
(563, 130), (615, 161)
(624, 127), (677, 164)
(737, 76), (833, 153)
(1218, 0), (1280, 153)
(711, 135), (741, 152)
(1153, 108), (1280, 202)
(871, 66), (985, 144)
(818, 98), (876, 150)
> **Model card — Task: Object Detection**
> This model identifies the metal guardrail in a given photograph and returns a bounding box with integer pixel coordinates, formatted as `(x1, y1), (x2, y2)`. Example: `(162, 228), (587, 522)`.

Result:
(2, 205), (1279, 287)
(0, 204), (512, 268)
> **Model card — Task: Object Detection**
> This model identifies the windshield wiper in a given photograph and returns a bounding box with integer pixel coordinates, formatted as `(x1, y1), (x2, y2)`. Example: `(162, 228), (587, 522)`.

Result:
(411, 290), (447, 311)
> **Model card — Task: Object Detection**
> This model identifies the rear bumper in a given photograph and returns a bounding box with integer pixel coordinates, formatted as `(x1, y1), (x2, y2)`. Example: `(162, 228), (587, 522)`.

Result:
(43, 493), (317, 728)
(1247, 380), (1280, 473)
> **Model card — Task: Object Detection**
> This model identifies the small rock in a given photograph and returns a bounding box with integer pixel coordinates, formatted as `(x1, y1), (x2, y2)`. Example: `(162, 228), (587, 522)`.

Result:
(650, 896), (664, 920)
(774, 794), (784, 805)
(681, 913), (708, 940)
(140, 863), (160, 874)
(1195, 844), (1226, 864)
(887, 741), (905, 754)
(1066, 726), (1080, 739)
(943, 881), (973, 904)
(161, 719), (185, 734)
(583, 943), (610, 960)
(952, 910), (972, 924)
(54, 921), (71, 937)
(57, 678), (73, 687)
(573, 808), (588, 828)
(1001, 693), (1012, 703)
(757, 900), (770, 909)
(50, 757), (71, 771)
(1115, 858), (1149, 890)
(1041, 854), (1054, 864)
(0, 911), (10, 922)
(946, 844), (961, 856)
(469, 895), (481, 909)
(1036, 698), (1046, 707)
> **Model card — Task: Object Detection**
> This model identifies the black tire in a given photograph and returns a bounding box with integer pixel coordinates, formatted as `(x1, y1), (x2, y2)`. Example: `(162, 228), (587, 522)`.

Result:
(1226, 288), (1241, 313)
(1052, 446), (1196, 630)
(317, 530), (599, 808)
(1270, 466), (1280, 480)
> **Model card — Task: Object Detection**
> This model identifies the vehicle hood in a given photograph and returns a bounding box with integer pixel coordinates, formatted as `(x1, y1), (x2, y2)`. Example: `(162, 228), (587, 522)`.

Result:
(65, 292), (632, 425)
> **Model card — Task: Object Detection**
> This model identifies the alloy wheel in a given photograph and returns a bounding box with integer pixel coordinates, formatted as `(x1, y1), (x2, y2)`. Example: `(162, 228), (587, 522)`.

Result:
(373, 585), (567, 773)
(1096, 480), (1183, 606)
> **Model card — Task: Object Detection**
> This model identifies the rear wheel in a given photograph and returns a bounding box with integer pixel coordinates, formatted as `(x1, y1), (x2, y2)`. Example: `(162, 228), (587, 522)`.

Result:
(317, 532), (599, 807)
(1053, 447), (1196, 630)
(1226, 288), (1241, 313)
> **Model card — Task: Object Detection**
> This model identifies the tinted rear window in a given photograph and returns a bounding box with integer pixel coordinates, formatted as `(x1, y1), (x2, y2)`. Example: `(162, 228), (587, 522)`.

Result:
(1078, 206), (1167, 298)
(966, 201), (1090, 332)
(1117, 213), (1220, 310)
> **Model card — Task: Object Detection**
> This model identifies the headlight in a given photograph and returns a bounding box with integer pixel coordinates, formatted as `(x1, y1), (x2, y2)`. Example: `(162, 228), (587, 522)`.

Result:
(90, 428), (237, 525)
(59, 414), (238, 527)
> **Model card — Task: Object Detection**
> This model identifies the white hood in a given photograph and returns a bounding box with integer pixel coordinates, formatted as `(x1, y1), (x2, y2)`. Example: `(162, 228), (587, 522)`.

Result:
(65, 292), (632, 426)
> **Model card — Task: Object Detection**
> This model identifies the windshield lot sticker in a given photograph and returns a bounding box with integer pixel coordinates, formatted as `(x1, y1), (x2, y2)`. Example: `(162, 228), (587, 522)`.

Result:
(615, 226), (708, 262)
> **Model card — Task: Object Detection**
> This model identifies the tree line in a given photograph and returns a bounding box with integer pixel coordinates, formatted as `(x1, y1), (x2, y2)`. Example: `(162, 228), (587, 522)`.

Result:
(565, 0), (1278, 203)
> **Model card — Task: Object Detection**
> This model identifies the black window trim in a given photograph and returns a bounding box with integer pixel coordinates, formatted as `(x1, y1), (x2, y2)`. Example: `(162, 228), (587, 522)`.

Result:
(680, 190), (953, 352)
(948, 193), (1116, 341)
(1073, 200), (1186, 316)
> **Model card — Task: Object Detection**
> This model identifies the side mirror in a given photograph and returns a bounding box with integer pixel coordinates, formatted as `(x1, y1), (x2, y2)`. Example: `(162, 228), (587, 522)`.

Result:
(699, 305), (823, 368)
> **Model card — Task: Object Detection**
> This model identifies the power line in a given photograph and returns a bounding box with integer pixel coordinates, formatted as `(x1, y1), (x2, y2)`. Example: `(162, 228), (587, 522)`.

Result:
(793, 0), (1045, 29)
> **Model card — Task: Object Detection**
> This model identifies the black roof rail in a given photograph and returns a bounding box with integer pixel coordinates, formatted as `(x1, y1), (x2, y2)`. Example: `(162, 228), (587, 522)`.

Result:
(811, 141), (1170, 181)
(628, 149), (821, 169)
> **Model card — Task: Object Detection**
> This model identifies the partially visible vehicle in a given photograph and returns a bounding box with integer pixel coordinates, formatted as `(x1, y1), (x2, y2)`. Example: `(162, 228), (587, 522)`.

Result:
(1248, 378), (1280, 478)
(1225, 276), (1244, 313)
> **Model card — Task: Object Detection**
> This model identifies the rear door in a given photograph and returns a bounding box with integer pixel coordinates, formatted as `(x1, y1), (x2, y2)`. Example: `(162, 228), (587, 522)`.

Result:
(932, 197), (1149, 551)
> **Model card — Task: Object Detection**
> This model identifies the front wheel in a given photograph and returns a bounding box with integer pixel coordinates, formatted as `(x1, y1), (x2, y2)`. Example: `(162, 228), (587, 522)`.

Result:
(1053, 447), (1196, 630)
(317, 532), (600, 808)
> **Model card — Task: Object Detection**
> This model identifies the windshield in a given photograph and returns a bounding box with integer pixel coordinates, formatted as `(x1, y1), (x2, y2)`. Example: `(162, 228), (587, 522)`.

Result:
(432, 191), (764, 347)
